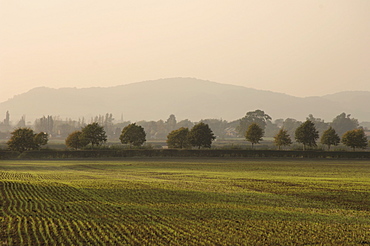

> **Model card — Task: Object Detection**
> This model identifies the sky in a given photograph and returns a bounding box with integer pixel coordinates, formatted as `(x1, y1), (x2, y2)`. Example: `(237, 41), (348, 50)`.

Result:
(1, 0), (369, 103)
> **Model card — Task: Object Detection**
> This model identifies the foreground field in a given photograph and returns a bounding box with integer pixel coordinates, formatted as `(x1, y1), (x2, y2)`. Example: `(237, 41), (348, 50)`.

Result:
(1, 159), (370, 245)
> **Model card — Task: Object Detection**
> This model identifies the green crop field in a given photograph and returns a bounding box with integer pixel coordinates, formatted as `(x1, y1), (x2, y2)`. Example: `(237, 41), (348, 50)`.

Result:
(1, 159), (370, 245)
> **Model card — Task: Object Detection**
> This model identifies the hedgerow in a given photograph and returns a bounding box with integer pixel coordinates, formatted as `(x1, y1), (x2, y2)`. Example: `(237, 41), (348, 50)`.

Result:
(2, 149), (370, 159)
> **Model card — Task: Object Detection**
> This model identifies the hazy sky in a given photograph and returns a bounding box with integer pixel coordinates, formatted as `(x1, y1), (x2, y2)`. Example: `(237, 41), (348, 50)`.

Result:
(1, 0), (369, 102)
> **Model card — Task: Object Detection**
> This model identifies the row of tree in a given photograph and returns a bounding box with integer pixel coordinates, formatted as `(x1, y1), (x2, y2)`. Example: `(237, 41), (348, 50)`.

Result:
(64, 122), (216, 150)
(6, 118), (368, 152)
(0, 111), (366, 142)
(3, 108), (369, 152)
(274, 121), (367, 151)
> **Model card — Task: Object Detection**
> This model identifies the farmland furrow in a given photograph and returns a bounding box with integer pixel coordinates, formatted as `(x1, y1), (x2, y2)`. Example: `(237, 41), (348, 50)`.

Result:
(55, 218), (75, 245)
(46, 217), (65, 245)
(28, 216), (41, 245)
(84, 220), (107, 245)
(3, 216), (14, 245)
(131, 211), (209, 244)
(33, 183), (75, 219)
(109, 223), (133, 245)
(71, 220), (86, 244)
(8, 182), (26, 217)
(33, 217), (51, 245)
(16, 216), (24, 245)
(90, 220), (116, 245)
(75, 220), (101, 245)
(60, 218), (83, 245)
(1, 176), (251, 245)
(41, 218), (56, 244)
(107, 206), (209, 244)
(1, 160), (370, 245)
(20, 217), (32, 245)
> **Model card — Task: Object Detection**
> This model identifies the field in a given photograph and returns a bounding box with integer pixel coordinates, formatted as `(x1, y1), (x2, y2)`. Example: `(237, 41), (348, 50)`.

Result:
(1, 159), (370, 245)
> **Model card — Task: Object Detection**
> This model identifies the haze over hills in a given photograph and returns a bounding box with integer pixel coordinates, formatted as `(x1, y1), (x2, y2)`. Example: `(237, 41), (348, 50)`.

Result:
(1, 78), (370, 123)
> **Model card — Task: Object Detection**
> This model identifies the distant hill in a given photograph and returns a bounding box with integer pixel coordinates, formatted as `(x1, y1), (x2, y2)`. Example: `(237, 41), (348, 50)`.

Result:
(1, 78), (370, 123)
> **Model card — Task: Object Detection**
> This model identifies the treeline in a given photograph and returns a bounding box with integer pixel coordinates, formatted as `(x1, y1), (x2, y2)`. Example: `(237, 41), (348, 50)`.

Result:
(2, 109), (370, 153)
(0, 110), (367, 141)
(0, 113), (120, 140)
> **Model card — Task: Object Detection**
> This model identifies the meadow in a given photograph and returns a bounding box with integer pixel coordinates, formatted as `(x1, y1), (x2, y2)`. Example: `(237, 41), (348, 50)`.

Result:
(1, 158), (370, 245)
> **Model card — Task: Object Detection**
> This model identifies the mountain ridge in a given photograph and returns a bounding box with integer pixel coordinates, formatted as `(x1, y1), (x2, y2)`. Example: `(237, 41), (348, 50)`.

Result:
(1, 78), (370, 123)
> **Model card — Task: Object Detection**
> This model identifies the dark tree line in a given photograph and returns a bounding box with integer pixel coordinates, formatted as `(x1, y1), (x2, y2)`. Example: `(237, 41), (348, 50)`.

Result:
(0, 110), (366, 142)
(3, 110), (369, 151)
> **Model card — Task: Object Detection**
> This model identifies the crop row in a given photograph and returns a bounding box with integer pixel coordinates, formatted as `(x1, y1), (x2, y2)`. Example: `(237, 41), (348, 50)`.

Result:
(1, 160), (370, 245)
(1, 176), (246, 245)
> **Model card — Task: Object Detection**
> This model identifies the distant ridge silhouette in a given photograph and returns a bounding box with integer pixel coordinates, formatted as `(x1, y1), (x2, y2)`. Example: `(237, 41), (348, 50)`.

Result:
(1, 77), (370, 122)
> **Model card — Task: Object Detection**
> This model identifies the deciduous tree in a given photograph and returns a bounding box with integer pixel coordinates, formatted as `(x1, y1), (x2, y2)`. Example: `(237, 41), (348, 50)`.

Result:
(188, 122), (215, 149)
(34, 132), (49, 149)
(236, 110), (271, 136)
(320, 127), (340, 150)
(81, 122), (107, 147)
(330, 113), (359, 136)
(166, 127), (190, 149)
(274, 129), (292, 150)
(65, 131), (89, 150)
(245, 123), (264, 149)
(341, 128), (368, 151)
(295, 120), (319, 150)
(7, 128), (38, 152)
(119, 123), (146, 147)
